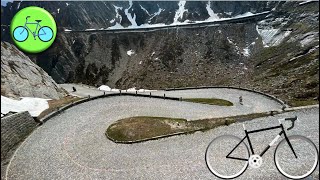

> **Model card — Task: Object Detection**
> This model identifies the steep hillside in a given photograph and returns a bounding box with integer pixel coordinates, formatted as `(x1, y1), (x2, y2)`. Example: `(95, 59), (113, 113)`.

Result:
(1, 42), (67, 99)
(1, 1), (318, 106)
(249, 1), (319, 106)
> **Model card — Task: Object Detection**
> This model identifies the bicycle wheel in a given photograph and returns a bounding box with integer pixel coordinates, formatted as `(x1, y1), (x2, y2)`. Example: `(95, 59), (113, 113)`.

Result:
(205, 135), (249, 179)
(38, 26), (53, 42)
(13, 26), (28, 42)
(274, 135), (319, 179)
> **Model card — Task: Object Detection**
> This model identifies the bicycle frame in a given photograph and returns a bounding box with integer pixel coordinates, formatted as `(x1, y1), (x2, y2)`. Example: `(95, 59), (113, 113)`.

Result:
(226, 123), (297, 161)
(23, 17), (45, 39)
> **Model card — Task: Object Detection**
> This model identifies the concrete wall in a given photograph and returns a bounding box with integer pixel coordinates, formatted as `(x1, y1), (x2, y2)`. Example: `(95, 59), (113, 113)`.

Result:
(1, 111), (38, 162)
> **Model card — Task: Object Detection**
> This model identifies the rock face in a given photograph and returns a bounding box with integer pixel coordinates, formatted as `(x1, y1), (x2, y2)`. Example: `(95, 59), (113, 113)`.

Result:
(1, 1), (275, 31)
(1, 42), (67, 99)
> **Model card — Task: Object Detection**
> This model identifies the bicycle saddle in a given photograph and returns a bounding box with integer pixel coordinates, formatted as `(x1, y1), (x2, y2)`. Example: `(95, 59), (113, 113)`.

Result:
(35, 20), (42, 22)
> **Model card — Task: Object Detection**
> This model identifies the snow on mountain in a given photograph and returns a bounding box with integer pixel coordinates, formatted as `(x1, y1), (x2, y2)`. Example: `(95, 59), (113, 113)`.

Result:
(113, 5), (123, 24)
(256, 22), (292, 47)
(127, 50), (135, 56)
(149, 7), (164, 22)
(140, 5), (151, 16)
(206, 1), (220, 21)
(173, 1), (188, 24)
(124, 0), (138, 27)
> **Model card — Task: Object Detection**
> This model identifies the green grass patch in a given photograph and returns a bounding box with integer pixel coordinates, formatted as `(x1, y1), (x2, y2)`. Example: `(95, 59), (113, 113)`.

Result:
(289, 99), (318, 107)
(182, 98), (233, 106)
(106, 112), (272, 143)
(37, 96), (82, 119)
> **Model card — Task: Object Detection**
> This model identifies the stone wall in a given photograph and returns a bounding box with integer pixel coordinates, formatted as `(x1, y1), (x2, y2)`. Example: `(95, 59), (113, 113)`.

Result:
(1, 111), (38, 162)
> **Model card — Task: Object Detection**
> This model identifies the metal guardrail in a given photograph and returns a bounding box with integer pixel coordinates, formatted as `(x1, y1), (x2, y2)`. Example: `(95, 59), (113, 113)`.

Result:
(40, 92), (179, 123)
(164, 86), (289, 109)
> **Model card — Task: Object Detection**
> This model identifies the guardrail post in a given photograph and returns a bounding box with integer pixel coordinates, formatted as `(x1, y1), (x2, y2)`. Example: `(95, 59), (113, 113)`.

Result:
(180, 97), (182, 101)
(136, 91), (138, 96)
(88, 95), (90, 99)
(104, 91), (106, 95)
(149, 92), (151, 98)
(119, 90), (122, 95)
(164, 93), (166, 99)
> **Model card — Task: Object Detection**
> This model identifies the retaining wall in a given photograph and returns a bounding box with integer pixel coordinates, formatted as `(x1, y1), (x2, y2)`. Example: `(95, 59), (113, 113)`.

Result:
(1, 111), (38, 162)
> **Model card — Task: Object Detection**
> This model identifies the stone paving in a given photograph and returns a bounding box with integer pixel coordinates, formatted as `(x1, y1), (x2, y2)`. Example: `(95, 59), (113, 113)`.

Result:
(5, 89), (319, 180)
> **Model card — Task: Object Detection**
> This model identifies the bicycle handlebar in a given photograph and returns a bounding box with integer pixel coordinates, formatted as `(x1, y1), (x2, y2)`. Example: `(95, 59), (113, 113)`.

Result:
(26, 16), (30, 19)
(285, 116), (297, 131)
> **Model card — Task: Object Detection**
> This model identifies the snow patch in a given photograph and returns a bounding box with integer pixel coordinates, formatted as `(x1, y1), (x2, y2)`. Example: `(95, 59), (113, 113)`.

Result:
(173, 1), (187, 24)
(150, 7), (164, 21)
(98, 85), (120, 92)
(299, 0), (316, 5)
(140, 5), (150, 16)
(98, 85), (111, 91)
(113, 5), (123, 23)
(66, 3), (69, 6)
(242, 47), (250, 57)
(206, 1), (220, 21)
(57, 8), (60, 13)
(125, 87), (156, 92)
(139, 61), (143, 65)
(256, 25), (291, 47)
(85, 29), (96, 31)
(125, 0), (138, 27)
(1, 96), (49, 117)
(234, 12), (254, 18)
(64, 29), (72, 32)
(127, 50), (135, 56)
(227, 37), (234, 44)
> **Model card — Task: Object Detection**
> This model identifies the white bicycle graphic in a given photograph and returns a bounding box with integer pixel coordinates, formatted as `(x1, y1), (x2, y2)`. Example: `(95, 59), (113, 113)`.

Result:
(205, 116), (319, 179)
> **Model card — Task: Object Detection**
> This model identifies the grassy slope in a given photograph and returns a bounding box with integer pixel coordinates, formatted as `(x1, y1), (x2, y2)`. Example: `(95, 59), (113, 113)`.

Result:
(182, 98), (233, 106)
(249, 2), (319, 107)
(106, 112), (271, 143)
(37, 96), (82, 119)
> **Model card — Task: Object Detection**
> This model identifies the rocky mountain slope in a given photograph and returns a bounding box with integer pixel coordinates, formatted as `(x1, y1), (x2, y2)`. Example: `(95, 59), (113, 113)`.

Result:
(1, 1), (319, 106)
(1, 42), (67, 99)
(1, 1), (277, 30)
